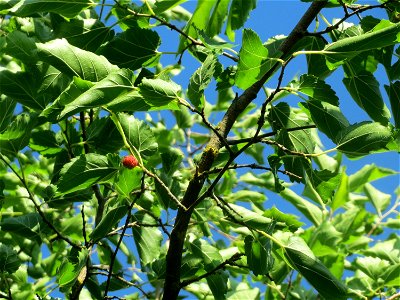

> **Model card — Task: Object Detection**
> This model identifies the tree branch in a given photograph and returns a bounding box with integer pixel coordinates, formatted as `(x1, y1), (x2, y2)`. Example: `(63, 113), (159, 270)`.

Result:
(162, 2), (328, 299)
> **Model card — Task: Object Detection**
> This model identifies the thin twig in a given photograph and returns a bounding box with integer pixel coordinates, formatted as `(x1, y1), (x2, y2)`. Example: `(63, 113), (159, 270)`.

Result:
(179, 100), (234, 157)
(207, 163), (302, 180)
(305, 2), (387, 36)
(227, 125), (317, 145)
(104, 176), (146, 297)
(367, 199), (400, 237)
(81, 205), (88, 246)
(180, 253), (244, 288)
(387, 292), (400, 300)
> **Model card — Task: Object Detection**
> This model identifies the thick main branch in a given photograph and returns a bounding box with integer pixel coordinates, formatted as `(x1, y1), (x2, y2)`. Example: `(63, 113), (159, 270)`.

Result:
(162, 2), (328, 299)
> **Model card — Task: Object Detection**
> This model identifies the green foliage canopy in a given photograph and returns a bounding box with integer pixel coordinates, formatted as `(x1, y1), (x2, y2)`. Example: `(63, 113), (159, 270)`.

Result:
(0, 0), (399, 299)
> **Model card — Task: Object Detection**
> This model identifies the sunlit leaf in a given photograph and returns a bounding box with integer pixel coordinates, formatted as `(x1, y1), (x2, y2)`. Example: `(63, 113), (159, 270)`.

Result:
(235, 29), (269, 89)
(139, 78), (181, 107)
(131, 211), (163, 266)
(226, 204), (272, 230)
(58, 69), (134, 120)
(37, 38), (118, 82)
(292, 74), (339, 105)
(284, 236), (347, 300)
(303, 100), (349, 142)
(348, 164), (398, 192)
(188, 54), (218, 108)
(324, 21), (400, 68)
(116, 113), (158, 158)
(189, 238), (228, 300)
(56, 153), (118, 194)
(336, 122), (393, 156)
(226, 0), (257, 41)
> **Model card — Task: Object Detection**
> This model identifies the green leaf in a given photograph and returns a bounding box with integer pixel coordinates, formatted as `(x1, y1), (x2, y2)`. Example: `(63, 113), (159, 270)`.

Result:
(309, 221), (343, 257)
(226, 0), (257, 41)
(331, 171), (349, 211)
(5, 30), (38, 64)
(364, 183), (391, 214)
(363, 237), (400, 264)
(293, 74), (339, 105)
(29, 130), (63, 157)
(306, 169), (342, 203)
(153, 0), (187, 14)
(37, 38), (118, 82)
(227, 283), (260, 300)
(90, 205), (128, 242)
(188, 54), (218, 108)
(178, 0), (215, 52)
(267, 154), (285, 193)
(116, 113), (158, 158)
(283, 236), (347, 300)
(336, 122), (393, 157)
(348, 164), (398, 192)
(204, 0), (229, 37)
(10, 0), (94, 18)
(0, 113), (36, 156)
(0, 244), (21, 274)
(269, 103), (315, 181)
(303, 100), (349, 142)
(56, 153), (118, 194)
(131, 211), (163, 266)
(189, 239), (228, 300)
(58, 69), (134, 120)
(244, 235), (274, 276)
(354, 256), (392, 281)
(324, 21), (400, 68)
(263, 206), (304, 231)
(101, 27), (160, 70)
(385, 81), (400, 129)
(105, 90), (150, 112)
(226, 204), (272, 230)
(279, 188), (323, 226)
(57, 248), (89, 289)
(225, 190), (266, 204)
(343, 72), (391, 124)
(0, 97), (16, 133)
(86, 117), (124, 154)
(235, 29), (269, 89)
(54, 18), (114, 52)
(0, 70), (43, 110)
(139, 78), (181, 107)
(115, 167), (142, 198)
(306, 37), (331, 79)
(40, 77), (94, 122)
(161, 147), (184, 175)
(0, 213), (43, 244)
